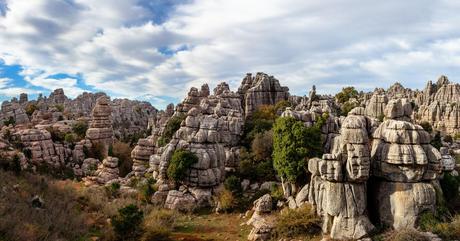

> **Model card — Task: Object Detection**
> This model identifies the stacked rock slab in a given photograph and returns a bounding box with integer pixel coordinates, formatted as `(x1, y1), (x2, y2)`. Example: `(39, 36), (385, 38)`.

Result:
(307, 109), (374, 240)
(85, 96), (113, 152)
(371, 98), (442, 230)
(238, 72), (289, 117)
(151, 83), (244, 210)
(417, 76), (460, 135)
(15, 129), (68, 167)
(247, 194), (275, 241)
(364, 93), (388, 119)
(131, 136), (155, 176)
(83, 157), (119, 186)
(0, 100), (29, 126)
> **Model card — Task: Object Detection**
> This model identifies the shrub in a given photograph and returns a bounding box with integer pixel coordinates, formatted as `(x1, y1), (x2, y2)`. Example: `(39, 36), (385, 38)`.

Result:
(105, 182), (121, 198)
(141, 209), (179, 241)
(444, 135), (453, 144)
(85, 142), (106, 161)
(3, 116), (15, 126)
(46, 127), (64, 143)
(25, 103), (38, 116)
(255, 160), (276, 181)
(138, 178), (157, 203)
(72, 121), (88, 138)
(167, 150), (198, 182)
(54, 104), (64, 112)
(420, 121), (433, 133)
(273, 117), (322, 182)
(385, 229), (429, 241)
(335, 86), (358, 104)
(23, 148), (32, 159)
(440, 172), (460, 203)
(251, 130), (273, 162)
(111, 204), (144, 240)
(158, 115), (185, 147)
(64, 133), (76, 143)
(215, 189), (236, 212)
(274, 100), (291, 113)
(431, 131), (442, 150)
(454, 133), (460, 140)
(340, 101), (357, 116)
(224, 175), (242, 194)
(238, 158), (256, 180)
(274, 204), (321, 238)
(112, 141), (134, 177)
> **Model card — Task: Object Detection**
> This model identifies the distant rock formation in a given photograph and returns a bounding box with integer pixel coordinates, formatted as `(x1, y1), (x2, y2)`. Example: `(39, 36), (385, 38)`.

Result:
(238, 73), (290, 117)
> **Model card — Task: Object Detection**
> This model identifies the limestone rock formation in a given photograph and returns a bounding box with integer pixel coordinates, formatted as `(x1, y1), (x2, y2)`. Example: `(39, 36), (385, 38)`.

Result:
(440, 147), (455, 171)
(85, 96), (113, 150)
(371, 100), (442, 230)
(131, 136), (155, 176)
(247, 194), (275, 241)
(15, 128), (68, 167)
(0, 100), (29, 126)
(364, 93), (387, 119)
(238, 73), (289, 117)
(83, 156), (119, 186)
(307, 110), (374, 240)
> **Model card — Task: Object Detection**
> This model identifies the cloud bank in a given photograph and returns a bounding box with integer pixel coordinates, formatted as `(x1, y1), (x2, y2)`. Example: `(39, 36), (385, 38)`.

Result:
(1, 0), (460, 108)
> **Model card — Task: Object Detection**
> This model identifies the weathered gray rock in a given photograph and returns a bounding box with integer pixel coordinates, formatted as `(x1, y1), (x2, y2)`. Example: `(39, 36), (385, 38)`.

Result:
(247, 194), (274, 241)
(131, 136), (155, 176)
(83, 156), (119, 186)
(85, 96), (113, 152)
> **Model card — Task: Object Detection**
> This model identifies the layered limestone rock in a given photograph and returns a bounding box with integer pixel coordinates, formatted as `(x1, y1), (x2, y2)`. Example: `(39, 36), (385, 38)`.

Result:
(131, 136), (155, 176)
(48, 88), (67, 105)
(364, 93), (387, 119)
(0, 100), (29, 126)
(417, 76), (460, 134)
(85, 96), (113, 150)
(238, 73), (289, 117)
(111, 99), (157, 139)
(176, 84), (210, 114)
(247, 194), (275, 241)
(307, 110), (374, 240)
(440, 147), (455, 172)
(15, 129), (68, 167)
(83, 156), (119, 186)
(371, 100), (442, 230)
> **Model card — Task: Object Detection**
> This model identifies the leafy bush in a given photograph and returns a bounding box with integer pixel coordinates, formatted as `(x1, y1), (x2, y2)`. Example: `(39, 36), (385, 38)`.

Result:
(431, 131), (442, 150)
(420, 121), (433, 133)
(444, 135), (453, 144)
(340, 101), (357, 116)
(3, 116), (15, 126)
(255, 160), (277, 181)
(111, 204), (144, 240)
(215, 189), (236, 212)
(251, 130), (273, 162)
(72, 121), (88, 139)
(23, 148), (32, 159)
(335, 86), (358, 104)
(224, 175), (242, 194)
(138, 178), (157, 203)
(455, 133), (460, 140)
(274, 204), (321, 238)
(273, 117), (322, 182)
(274, 100), (291, 113)
(25, 103), (38, 116)
(111, 141), (134, 177)
(1, 155), (21, 175)
(440, 172), (460, 204)
(64, 133), (76, 143)
(167, 150), (198, 182)
(54, 104), (64, 112)
(141, 209), (179, 241)
(158, 115), (185, 147)
(84, 142), (106, 161)
(105, 182), (121, 198)
(46, 127), (65, 143)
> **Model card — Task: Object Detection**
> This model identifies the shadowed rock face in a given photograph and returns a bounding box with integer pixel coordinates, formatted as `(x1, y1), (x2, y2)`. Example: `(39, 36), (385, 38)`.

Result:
(238, 72), (290, 117)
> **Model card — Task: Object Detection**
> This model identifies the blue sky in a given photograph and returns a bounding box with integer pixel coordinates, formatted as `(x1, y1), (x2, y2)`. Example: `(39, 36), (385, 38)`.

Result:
(1, 0), (460, 109)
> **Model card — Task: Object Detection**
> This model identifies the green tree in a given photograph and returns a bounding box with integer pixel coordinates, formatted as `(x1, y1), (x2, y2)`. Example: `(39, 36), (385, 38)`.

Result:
(272, 117), (322, 183)
(158, 115), (185, 147)
(335, 86), (358, 104)
(167, 150), (198, 182)
(25, 103), (38, 116)
(112, 204), (144, 240)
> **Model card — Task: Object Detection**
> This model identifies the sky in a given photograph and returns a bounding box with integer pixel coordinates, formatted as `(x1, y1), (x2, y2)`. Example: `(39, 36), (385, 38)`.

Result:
(1, 0), (460, 109)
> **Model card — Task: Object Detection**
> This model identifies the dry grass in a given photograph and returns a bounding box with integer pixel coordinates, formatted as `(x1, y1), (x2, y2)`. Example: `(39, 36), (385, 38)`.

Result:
(0, 170), (106, 241)
(141, 209), (181, 241)
(273, 203), (321, 239)
(384, 229), (429, 241)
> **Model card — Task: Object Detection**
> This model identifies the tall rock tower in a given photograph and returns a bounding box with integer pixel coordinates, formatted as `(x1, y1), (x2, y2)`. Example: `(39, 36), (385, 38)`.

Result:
(86, 96), (113, 154)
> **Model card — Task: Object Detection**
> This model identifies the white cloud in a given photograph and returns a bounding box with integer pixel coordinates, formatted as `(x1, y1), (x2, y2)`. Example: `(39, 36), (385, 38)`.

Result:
(1, 0), (460, 106)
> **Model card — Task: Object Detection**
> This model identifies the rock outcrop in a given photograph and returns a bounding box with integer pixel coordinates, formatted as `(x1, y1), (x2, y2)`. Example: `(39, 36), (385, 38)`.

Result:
(131, 136), (155, 176)
(83, 156), (119, 186)
(308, 110), (374, 240)
(371, 99), (442, 230)
(238, 73), (289, 117)
(85, 96), (113, 151)
(247, 194), (275, 241)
